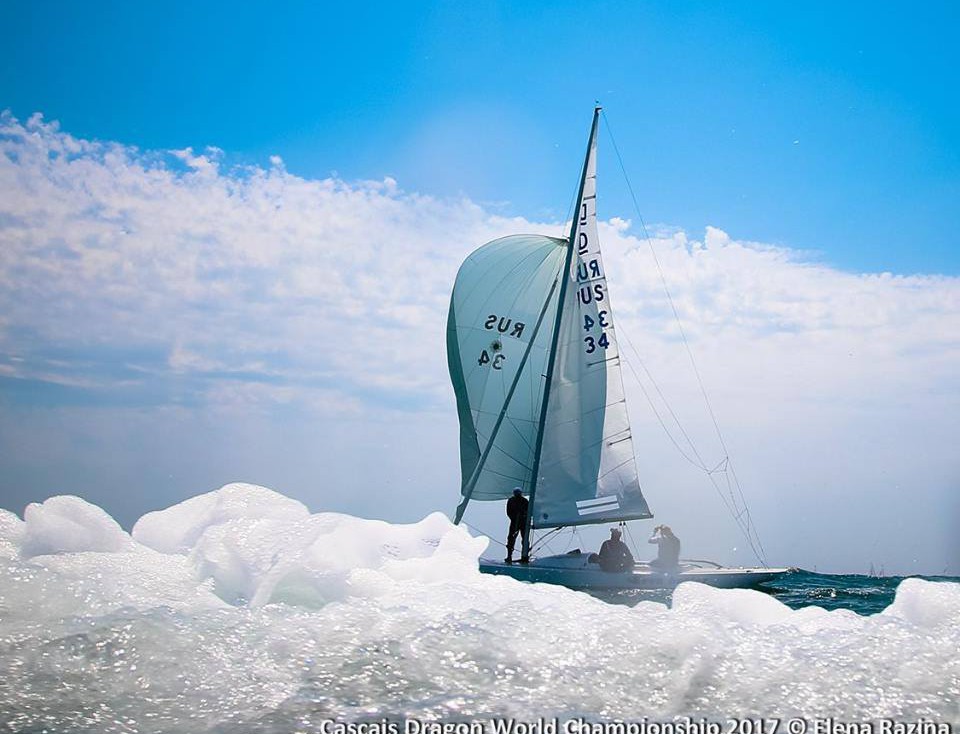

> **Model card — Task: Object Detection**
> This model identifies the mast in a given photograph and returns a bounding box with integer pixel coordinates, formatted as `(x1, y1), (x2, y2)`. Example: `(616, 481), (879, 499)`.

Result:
(521, 106), (601, 562)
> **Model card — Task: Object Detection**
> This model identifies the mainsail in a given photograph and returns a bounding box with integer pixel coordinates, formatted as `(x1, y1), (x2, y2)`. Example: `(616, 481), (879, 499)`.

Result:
(447, 106), (651, 532)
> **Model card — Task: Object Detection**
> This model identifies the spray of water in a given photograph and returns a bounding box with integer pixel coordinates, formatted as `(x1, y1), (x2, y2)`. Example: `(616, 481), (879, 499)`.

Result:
(1, 484), (957, 731)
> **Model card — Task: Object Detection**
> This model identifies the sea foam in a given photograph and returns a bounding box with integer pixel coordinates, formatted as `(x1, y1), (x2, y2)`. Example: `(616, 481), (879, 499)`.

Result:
(0, 483), (957, 732)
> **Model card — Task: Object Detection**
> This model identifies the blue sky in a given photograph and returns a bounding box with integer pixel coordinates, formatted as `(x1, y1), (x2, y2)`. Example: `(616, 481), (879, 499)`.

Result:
(2, 1), (958, 274)
(1, 2), (958, 573)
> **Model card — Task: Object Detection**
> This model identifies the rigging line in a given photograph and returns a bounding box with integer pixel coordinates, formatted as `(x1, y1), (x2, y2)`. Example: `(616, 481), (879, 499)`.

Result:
(559, 120), (594, 240)
(721, 462), (740, 512)
(622, 521), (643, 561)
(531, 526), (565, 554)
(623, 340), (763, 564)
(562, 168), (583, 239)
(624, 361), (749, 546)
(610, 228), (721, 471)
(707, 456), (729, 474)
(616, 312), (724, 474)
(601, 111), (727, 455)
(703, 467), (765, 563)
(460, 520), (508, 550)
(535, 536), (559, 557)
(725, 460), (769, 561)
(712, 437), (765, 563)
(620, 346), (711, 472)
(601, 110), (768, 567)
(620, 347), (718, 474)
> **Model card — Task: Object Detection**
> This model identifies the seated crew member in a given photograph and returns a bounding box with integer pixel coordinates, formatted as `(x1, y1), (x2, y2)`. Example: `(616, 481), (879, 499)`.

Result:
(504, 488), (529, 564)
(648, 524), (681, 571)
(596, 528), (634, 572)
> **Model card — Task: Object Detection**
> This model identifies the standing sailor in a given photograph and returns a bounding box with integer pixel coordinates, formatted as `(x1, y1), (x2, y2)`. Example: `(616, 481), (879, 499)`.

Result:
(505, 488), (529, 564)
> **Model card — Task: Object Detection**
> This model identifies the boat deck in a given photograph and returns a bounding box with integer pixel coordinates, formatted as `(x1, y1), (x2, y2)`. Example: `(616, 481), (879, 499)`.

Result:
(480, 552), (790, 590)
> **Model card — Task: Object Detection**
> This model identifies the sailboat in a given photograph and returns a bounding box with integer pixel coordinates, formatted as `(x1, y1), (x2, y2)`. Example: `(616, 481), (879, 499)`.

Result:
(446, 106), (789, 591)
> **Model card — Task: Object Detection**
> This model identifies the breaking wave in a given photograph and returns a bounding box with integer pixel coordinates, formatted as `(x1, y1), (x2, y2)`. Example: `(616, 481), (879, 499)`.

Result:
(0, 484), (958, 732)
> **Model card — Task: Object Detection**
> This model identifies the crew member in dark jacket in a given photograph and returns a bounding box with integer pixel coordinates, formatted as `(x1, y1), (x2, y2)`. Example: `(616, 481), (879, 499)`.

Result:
(597, 528), (635, 572)
(505, 488), (529, 564)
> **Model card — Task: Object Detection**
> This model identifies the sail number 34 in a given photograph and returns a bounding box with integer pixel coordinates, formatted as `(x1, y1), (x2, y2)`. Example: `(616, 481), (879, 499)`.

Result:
(477, 350), (505, 370)
(584, 311), (610, 354)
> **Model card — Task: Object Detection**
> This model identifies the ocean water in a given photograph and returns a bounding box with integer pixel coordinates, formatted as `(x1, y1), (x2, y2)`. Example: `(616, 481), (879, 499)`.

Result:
(1, 484), (958, 732)
(594, 570), (960, 617)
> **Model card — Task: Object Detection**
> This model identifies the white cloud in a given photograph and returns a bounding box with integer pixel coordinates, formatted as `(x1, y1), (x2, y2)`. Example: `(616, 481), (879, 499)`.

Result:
(0, 111), (548, 409)
(0, 111), (957, 574)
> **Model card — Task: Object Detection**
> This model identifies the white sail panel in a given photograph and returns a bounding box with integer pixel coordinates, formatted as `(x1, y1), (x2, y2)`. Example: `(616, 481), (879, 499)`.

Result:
(532, 124), (652, 528)
(447, 235), (566, 505)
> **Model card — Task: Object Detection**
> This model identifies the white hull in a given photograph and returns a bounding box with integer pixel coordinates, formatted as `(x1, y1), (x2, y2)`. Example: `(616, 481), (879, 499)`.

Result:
(479, 552), (790, 590)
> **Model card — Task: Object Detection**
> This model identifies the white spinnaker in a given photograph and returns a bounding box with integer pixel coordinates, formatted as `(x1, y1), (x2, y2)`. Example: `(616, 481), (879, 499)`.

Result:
(532, 123), (651, 529)
(447, 235), (566, 504)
